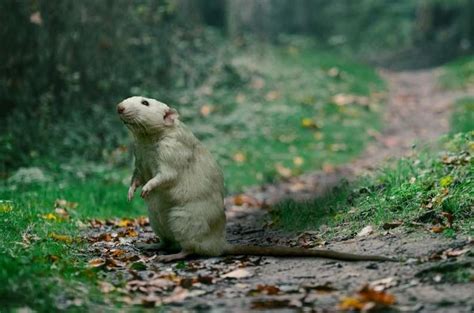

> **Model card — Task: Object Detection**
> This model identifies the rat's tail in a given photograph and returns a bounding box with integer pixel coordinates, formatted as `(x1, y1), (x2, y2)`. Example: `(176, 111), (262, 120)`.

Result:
(224, 244), (395, 262)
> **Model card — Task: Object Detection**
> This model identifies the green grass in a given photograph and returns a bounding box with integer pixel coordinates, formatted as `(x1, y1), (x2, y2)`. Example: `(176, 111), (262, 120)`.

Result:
(0, 41), (385, 311)
(451, 97), (474, 134)
(439, 55), (474, 90)
(0, 171), (145, 311)
(189, 44), (385, 192)
(272, 132), (474, 237)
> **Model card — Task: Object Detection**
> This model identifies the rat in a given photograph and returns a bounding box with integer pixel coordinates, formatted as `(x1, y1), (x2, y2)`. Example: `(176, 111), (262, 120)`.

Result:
(117, 96), (395, 262)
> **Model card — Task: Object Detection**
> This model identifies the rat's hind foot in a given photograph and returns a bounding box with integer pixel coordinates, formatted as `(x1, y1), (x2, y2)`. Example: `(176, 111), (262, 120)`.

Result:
(157, 250), (190, 263)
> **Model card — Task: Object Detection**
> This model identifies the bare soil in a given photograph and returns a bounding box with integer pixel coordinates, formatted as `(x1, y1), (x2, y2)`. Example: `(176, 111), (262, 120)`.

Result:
(87, 68), (473, 312)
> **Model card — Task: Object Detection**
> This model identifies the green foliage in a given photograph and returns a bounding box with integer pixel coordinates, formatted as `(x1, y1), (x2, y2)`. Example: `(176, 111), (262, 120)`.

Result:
(451, 97), (474, 134)
(272, 133), (474, 237)
(0, 169), (145, 310)
(0, 0), (214, 169)
(226, 0), (473, 64)
(187, 43), (384, 191)
(439, 56), (474, 90)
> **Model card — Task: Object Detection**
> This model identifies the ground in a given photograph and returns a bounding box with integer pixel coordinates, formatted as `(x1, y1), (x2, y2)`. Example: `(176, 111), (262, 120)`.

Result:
(85, 68), (473, 312)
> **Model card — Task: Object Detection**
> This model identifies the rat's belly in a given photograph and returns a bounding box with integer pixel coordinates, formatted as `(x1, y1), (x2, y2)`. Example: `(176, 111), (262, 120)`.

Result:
(145, 196), (176, 243)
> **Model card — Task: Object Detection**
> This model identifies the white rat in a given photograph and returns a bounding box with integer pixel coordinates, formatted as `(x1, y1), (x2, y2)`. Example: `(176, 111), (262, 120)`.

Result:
(117, 96), (394, 262)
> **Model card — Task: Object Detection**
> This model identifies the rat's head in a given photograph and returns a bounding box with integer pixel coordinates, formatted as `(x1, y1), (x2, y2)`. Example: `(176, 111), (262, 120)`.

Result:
(117, 96), (179, 136)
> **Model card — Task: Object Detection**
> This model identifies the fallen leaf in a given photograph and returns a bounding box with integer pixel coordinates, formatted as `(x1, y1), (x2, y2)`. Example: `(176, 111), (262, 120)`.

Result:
(439, 176), (453, 187)
(431, 225), (445, 233)
(369, 277), (398, 292)
(200, 104), (214, 117)
(327, 67), (340, 77)
(322, 163), (335, 173)
(233, 194), (260, 207)
(251, 299), (295, 310)
(49, 232), (73, 244)
(88, 258), (106, 268)
(303, 282), (337, 293)
(42, 213), (59, 221)
(162, 287), (190, 304)
(339, 297), (365, 311)
(252, 284), (280, 295)
(441, 212), (454, 227)
(301, 118), (319, 129)
(141, 294), (162, 308)
(265, 90), (281, 101)
(48, 255), (59, 263)
(197, 276), (214, 285)
(356, 225), (374, 237)
(55, 199), (78, 209)
(0, 200), (13, 213)
(275, 163), (292, 178)
(98, 281), (115, 293)
(30, 11), (42, 25)
(117, 218), (134, 227)
(445, 248), (470, 258)
(358, 285), (396, 305)
(235, 93), (246, 104)
(250, 78), (265, 89)
(313, 132), (324, 140)
(382, 221), (403, 230)
(233, 152), (246, 163)
(179, 278), (194, 289)
(54, 208), (69, 219)
(293, 156), (304, 167)
(222, 268), (253, 279)
(110, 249), (126, 257)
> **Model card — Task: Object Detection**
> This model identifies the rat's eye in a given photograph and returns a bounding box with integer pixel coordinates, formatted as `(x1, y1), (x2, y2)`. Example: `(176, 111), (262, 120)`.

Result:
(141, 100), (149, 106)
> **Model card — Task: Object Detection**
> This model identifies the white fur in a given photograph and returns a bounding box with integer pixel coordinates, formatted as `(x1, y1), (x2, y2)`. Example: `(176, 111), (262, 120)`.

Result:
(118, 96), (227, 256)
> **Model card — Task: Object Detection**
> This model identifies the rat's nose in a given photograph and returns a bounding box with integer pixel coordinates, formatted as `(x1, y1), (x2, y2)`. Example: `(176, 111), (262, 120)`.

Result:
(117, 104), (125, 114)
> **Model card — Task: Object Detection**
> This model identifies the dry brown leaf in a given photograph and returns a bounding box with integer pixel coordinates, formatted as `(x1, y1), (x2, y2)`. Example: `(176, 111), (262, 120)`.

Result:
(369, 277), (398, 292)
(55, 199), (78, 209)
(29, 11), (42, 25)
(253, 284), (280, 295)
(233, 194), (260, 207)
(339, 297), (365, 311)
(303, 282), (337, 293)
(200, 105), (214, 117)
(431, 225), (445, 233)
(250, 78), (265, 89)
(441, 212), (454, 227)
(445, 248), (470, 258)
(54, 208), (69, 219)
(293, 156), (304, 167)
(265, 90), (281, 101)
(90, 219), (104, 228)
(382, 221), (403, 230)
(88, 258), (106, 268)
(356, 225), (374, 237)
(233, 152), (246, 163)
(117, 218), (134, 227)
(275, 163), (292, 178)
(358, 285), (396, 305)
(98, 281), (115, 293)
(222, 268), (253, 279)
(162, 287), (190, 304)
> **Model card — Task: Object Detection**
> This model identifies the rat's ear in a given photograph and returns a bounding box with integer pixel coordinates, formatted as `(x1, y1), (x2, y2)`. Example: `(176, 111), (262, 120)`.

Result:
(163, 108), (179, 126)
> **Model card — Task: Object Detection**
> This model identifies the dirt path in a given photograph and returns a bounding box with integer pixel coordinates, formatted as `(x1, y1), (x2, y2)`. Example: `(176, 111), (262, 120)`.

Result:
(215, 68), (474, 312)
(87, 69), (473, 312)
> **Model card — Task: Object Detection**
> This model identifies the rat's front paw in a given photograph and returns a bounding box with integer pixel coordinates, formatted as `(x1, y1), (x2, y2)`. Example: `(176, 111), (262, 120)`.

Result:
(140, 185), (152, 198)
(140, 181), (156, 198)
(128, 186), (136, 201)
